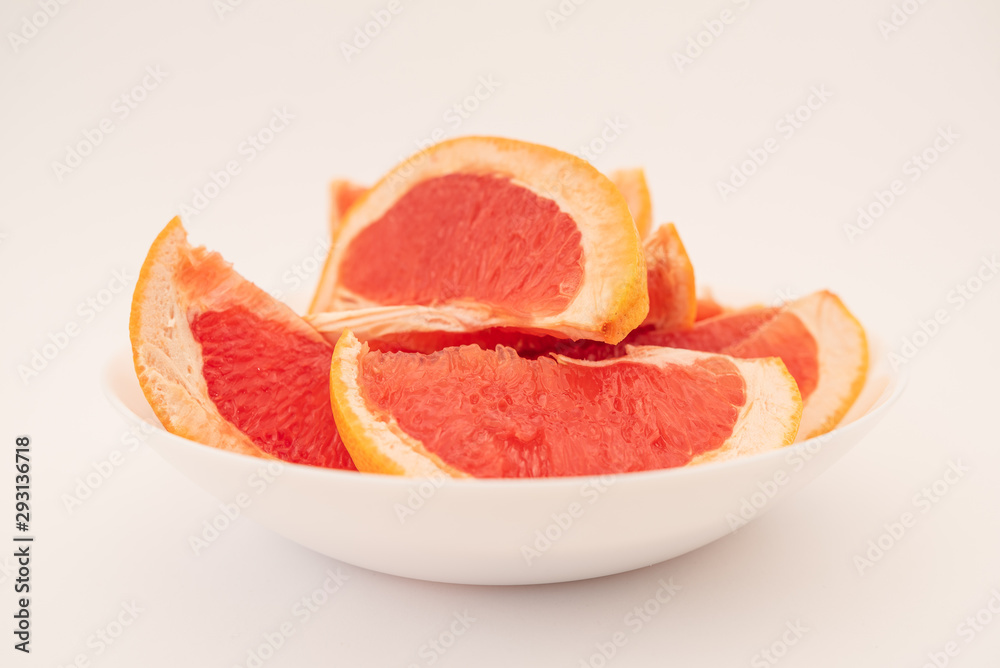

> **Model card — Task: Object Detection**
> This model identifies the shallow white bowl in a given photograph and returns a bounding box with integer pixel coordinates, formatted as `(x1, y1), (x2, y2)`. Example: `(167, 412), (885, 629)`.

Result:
(104, 342), (904, 585)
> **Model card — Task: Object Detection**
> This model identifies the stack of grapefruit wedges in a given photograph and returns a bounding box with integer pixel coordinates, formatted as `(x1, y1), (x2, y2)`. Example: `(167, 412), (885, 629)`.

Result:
(130, 136), (868, 480)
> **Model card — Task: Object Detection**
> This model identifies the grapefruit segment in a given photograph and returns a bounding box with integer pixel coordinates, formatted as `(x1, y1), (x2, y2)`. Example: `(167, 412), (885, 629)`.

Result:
(308, 222), (697, 343)
(130, 218), (356, 470)
(316, 166), (689, 339)
(330, 331), (802, 478)
(634, 291), (866, 439)
(321, 291), (866, 441)
(309, 136), (648, 344)
(328, 179), (368, 239)
(642, 223), (696, 331)
(784, 291), (868, 439)
(609, 168), (653, 239)
(642, 307), (819, 398)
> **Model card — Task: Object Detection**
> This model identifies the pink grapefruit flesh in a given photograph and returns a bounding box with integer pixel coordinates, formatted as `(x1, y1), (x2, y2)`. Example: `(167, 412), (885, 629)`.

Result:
(339, 173), (584, 316)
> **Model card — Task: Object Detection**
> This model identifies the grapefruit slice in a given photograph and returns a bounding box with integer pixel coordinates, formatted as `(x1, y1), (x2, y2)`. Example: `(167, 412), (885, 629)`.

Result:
(784, 292), (868, 438)
(609, 167), (653, 239)
(333, 291), (866, 440)
(329, 331), (802, 478)
(308, 136), (648, 344)
(642, 223), (696, 331)
(308, 222), (696, 345)
(130, 218), (356, 470)
(640, 291), (867, 439)
(315, 169), (689, 339)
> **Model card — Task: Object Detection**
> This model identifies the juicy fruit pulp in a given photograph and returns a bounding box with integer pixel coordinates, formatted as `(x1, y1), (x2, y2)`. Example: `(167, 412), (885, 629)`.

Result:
(640, 308), (819, 400)
(191, 305), (355, 470)
(641, 223), (696, 330)
(358, 345), (747, 477)
(339, 173), (584, 316)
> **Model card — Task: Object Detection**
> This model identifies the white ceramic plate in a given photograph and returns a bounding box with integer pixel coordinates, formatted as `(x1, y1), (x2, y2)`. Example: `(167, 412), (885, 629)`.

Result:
(103, 341), (904, 585)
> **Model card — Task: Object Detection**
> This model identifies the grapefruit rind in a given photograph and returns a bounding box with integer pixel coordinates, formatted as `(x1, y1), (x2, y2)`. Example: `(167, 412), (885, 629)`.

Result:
(310, 136), (648, 345)
(129, 218), (267, 459)
(787, 291), (868, 439)
(609, 167), (653, 239)
(330, 331), (803, 478)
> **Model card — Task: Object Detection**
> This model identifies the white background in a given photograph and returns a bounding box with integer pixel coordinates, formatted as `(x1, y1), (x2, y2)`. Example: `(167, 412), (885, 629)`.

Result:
(2, 0), (999, 666)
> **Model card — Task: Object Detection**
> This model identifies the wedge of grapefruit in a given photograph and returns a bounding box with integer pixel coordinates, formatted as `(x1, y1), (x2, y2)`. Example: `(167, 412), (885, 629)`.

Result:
(130, 218), (356, 470)
(609, 167), (653, 239)
(329, 331), (802, 478)
(308, 222), (697, 346)
(331, 291), (866, 440)
(642, 223), (696, 331)
(637, 291), (867, 439)
(308, 136), (648, 344)
(315, 167), (691, 339)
